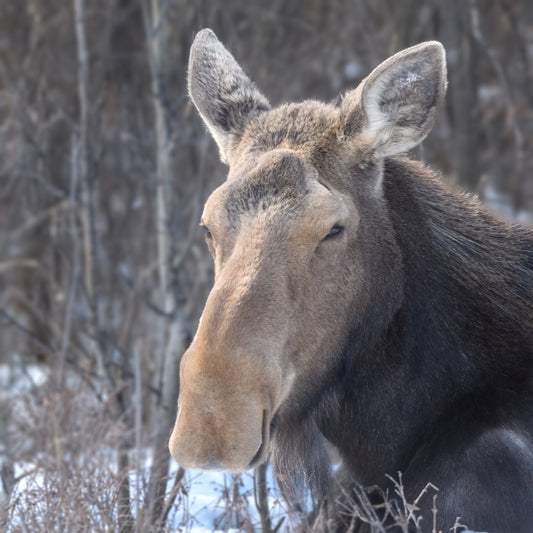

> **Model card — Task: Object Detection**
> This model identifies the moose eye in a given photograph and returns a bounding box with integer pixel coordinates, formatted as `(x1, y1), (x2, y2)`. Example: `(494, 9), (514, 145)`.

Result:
(201, 224), (212, 240)
(325, 225), (345, 239)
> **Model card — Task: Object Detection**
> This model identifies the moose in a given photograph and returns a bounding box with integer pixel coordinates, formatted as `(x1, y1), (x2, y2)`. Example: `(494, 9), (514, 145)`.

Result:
(169, 29), (533, 532)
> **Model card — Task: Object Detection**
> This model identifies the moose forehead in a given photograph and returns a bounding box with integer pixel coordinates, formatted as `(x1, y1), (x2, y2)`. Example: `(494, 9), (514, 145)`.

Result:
(224, 150), (309, 219)
(210, 102), (356, 217)
(204, 149), (348, 233)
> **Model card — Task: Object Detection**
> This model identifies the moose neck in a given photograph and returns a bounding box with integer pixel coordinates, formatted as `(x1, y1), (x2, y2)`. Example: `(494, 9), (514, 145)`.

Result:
(316, 156), (533, 487)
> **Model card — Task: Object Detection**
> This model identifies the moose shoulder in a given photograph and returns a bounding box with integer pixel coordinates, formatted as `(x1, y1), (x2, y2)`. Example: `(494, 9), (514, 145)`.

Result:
(170, 29), (533, 532)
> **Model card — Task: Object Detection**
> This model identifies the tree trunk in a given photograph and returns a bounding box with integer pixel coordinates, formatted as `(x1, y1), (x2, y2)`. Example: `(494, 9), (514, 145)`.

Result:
(444, 0), (480, 190)
(142, 0), (189, 528)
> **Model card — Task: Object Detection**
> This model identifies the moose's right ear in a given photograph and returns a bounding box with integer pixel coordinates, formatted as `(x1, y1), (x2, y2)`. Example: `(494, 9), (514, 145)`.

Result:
(188, 29), (271, 164)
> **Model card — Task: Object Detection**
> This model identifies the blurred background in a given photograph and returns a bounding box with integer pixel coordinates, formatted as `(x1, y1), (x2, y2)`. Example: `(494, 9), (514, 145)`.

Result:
(1, 0), (532, 531)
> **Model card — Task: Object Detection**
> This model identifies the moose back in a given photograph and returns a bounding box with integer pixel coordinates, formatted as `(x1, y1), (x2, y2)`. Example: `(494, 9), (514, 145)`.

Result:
(169, 29), (533, 532)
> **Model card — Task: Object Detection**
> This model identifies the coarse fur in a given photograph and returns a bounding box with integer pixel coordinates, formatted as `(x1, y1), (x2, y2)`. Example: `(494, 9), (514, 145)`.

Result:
(170, 29), (533, 532)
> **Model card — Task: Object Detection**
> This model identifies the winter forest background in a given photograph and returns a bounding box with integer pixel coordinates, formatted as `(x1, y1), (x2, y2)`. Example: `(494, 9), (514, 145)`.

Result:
(1, 0), (533, 531)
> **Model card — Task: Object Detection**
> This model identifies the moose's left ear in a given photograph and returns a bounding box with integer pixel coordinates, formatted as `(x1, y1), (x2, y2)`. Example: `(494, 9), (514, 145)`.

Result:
(341, 41), (447, 159)
(188, 29), (271, 164)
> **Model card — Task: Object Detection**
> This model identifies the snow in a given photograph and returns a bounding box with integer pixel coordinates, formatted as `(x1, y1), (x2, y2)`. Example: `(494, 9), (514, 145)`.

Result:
(0, 361), (49, 394)
(159, 460), (290, 531)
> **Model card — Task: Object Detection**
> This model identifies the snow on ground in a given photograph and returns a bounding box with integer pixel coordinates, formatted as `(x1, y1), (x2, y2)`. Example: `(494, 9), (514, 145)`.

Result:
(0, 360), (49, 396)
(166, 467), (289, 532)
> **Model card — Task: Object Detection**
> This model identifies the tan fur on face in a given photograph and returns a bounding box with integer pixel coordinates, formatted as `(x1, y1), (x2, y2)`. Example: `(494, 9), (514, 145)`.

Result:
(170, 145), (358, 471)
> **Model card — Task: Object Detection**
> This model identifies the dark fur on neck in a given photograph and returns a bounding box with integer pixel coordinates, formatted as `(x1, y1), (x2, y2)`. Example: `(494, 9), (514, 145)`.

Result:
(270, 157), (533, 530)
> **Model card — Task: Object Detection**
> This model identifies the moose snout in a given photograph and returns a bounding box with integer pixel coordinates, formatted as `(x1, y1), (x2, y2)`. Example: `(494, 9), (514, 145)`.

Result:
(168, 273), (290, 472)
(169, 386), (269, 472)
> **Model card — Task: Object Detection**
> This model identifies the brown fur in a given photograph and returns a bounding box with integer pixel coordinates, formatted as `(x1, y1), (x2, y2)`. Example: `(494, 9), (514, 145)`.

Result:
(170, 30), (533, 532)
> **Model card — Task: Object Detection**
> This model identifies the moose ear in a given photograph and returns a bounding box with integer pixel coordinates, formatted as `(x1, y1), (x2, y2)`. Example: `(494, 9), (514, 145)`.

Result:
(341, 41), (447, 159)
(188, 29), (271, 163)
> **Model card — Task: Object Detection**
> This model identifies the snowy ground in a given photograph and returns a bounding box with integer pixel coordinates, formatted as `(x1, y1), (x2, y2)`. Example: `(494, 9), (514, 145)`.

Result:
(165, 467), (289, 532)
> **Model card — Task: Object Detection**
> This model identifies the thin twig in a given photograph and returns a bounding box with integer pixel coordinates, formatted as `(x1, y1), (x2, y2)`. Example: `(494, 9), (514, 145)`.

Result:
(160, 466), (186, 525)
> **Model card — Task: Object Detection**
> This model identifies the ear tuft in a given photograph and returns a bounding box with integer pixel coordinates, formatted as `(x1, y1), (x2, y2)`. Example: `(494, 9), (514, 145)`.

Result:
(188, 29), (270, 163)
(341, 41), (447, 158)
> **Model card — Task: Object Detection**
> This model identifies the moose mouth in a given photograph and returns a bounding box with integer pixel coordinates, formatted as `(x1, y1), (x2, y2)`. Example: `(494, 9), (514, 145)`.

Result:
(247, 409), (271, 469)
